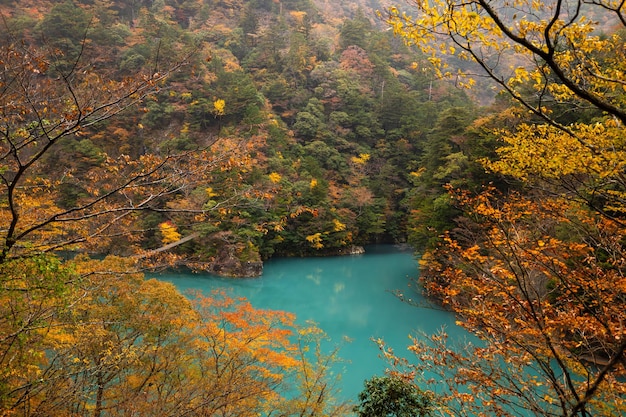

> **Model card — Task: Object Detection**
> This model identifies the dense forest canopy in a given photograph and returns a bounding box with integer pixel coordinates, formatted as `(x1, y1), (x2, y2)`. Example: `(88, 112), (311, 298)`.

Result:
(0, 0), (624, 415)
(0, 0), (477, 274)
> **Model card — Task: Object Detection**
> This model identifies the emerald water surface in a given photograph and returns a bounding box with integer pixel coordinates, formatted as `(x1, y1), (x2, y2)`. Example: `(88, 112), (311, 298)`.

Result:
(156, 245), (466, 402)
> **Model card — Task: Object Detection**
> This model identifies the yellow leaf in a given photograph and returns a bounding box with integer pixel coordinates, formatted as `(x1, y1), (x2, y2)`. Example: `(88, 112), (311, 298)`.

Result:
(213, 99), (226, 116)
(268, 172), (282, 184)
(159, 221), (181, 245)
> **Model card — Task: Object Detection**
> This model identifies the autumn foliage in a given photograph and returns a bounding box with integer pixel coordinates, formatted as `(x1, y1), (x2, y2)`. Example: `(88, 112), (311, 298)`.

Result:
(0, 254), (332, 416)
(408, 189), (626, 416)
(386, 0), (626, 415)
(6, 0), (626, 414)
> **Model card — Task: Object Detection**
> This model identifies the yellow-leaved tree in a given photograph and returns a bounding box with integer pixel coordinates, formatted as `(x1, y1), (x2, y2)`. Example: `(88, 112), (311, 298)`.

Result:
(385, 0), (626, 125)
(385, 1), (626, 416)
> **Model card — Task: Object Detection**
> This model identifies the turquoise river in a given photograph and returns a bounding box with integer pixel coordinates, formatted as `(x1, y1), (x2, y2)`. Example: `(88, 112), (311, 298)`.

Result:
(156, 245), (471, 403)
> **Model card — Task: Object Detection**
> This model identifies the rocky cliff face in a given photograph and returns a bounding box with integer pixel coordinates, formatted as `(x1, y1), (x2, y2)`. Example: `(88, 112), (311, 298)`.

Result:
(208, 258), (264, 277)
(205, 245), (264, 277)
(198, 245), (365, 277)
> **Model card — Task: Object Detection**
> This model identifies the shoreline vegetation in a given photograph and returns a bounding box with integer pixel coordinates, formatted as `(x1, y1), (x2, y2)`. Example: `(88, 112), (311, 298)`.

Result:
(139, 231), (366, 276)
(177, 244), (366, 277)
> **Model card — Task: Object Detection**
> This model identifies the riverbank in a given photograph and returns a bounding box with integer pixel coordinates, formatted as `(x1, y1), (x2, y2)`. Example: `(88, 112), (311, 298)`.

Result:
(186, 244), (367, 278)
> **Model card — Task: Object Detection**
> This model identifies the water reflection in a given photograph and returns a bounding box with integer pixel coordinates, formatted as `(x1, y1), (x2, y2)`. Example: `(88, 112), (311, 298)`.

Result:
(156, 245), (467, 402)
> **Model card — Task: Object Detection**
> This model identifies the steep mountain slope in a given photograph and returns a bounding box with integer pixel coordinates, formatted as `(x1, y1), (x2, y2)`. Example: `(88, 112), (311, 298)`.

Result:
(1, 0), (479, 275)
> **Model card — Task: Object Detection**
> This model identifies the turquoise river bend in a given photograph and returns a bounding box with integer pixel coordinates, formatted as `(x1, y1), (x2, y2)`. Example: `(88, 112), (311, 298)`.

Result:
(156, 245), (471, 402)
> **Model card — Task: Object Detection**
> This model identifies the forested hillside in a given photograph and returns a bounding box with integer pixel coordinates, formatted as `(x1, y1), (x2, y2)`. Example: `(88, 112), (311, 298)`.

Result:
(1, 0), (476, 276)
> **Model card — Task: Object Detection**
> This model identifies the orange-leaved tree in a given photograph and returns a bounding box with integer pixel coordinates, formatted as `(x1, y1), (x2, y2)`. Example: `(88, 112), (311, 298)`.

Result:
(269, 324), (353, 417)
(0, 26), (190, 262)
(384, 0), (626, 415)
(0, 254), (321, 416)
(401, 188), (626, 417)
